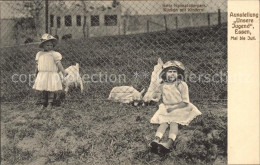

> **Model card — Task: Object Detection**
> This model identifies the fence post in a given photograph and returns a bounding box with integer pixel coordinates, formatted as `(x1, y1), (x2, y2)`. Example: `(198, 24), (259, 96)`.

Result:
(207, 13), (210, 26)
(87, 22), (89, 38)
(218, 9), (221, 25)
(118, 20), (120, 35)
(123, 19), (126, 35)
(175, 17), (178, 29)
(45, 0), (49, 33)
(164, 15), (168, 31)
(147, 20), (149, 32)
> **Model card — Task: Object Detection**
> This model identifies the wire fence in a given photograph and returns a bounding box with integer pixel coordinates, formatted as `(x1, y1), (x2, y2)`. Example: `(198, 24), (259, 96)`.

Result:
(1, 0), (227, 103)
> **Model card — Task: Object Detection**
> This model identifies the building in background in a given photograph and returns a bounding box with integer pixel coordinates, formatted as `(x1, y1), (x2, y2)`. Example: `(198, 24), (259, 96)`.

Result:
(1, 0), (227, 47)
(1, 1), (122, 47)
(49, 2), (122, 39)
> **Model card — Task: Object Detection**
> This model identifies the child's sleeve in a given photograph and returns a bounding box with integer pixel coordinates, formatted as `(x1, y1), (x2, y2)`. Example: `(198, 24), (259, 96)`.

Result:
(35, 52), (40, 63)
(179, 82), (190, 103)
(53, 52), (62, 63)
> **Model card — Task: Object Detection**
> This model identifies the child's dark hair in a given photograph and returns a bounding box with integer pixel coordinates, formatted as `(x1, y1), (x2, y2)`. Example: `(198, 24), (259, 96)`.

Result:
(161, 66), (185, 82)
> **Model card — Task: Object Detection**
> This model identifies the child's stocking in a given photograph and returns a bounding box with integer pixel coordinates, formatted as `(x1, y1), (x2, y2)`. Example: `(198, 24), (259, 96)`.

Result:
(48, 92), (55, 105)
(155, 123), (168, 138)
(169, 122), (178, 141)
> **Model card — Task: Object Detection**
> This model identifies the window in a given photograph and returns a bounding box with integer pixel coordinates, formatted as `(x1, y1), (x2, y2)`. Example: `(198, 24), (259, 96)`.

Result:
(84, 16), (87, 24)
(65, 15), (72, 26)
(50, 15), (54, 27)
(76, 15), (81, 26)
(104, 15), (117, 26)
(57, 16), (61, 28)
(91, 15), (99, 26)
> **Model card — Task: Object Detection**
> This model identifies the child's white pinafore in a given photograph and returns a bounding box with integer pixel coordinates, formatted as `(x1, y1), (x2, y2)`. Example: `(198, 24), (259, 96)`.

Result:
(33, 51), (63, 91)
(150, 81), (202, 125)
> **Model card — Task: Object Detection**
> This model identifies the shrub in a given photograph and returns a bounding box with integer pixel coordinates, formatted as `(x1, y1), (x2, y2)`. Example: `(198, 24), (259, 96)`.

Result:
(174, 111), (227, 164)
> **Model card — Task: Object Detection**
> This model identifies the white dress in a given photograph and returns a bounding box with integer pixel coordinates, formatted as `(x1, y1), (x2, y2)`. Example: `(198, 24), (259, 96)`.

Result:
(33, 51), (63, 91)
(150, 81), (202, 125)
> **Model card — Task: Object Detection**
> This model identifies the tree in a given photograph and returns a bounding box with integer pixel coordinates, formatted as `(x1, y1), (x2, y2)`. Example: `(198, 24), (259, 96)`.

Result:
(112, 0), (120, 8)
(7, 0), (44, 38)
(12, 18), (36, 45)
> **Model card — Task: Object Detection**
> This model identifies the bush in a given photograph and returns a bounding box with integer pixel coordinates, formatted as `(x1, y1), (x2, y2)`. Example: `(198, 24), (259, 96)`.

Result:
(173, 111), (227, 164)
(24, 38), (33, 44)
(62, 34), (72, 40)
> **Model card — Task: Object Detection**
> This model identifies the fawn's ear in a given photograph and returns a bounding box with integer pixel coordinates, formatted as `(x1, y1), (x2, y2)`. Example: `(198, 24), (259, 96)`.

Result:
(158, 58), (163, 65)
(75, 63), (79, 68)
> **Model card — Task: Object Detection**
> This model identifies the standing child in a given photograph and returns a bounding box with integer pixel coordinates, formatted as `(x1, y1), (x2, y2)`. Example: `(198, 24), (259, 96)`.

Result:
(150, 60), (202, 154)
(33, 34), (67, 110)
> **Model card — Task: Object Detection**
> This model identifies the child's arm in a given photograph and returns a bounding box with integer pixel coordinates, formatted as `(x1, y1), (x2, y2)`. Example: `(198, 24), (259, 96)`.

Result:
(35, 52), (39, 76)
(57, 62), (68, 77)
(35, 63), (38, 76)
(53, 52), (68, 77)
(167, 102), (188, 113)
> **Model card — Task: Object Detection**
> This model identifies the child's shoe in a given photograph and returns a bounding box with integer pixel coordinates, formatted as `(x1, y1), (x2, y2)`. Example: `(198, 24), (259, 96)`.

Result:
(150, 136), (160, 154)
(158, 143), (171, 154)
(158, 139), (173, 154)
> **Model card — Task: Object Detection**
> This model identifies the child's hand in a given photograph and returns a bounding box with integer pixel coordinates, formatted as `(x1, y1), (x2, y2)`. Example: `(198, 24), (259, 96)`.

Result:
(167, 106), (177, 113)
(167, 108), (174, 113)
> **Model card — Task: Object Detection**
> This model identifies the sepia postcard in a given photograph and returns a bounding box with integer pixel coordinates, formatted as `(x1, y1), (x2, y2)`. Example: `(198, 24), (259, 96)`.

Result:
(0, 0), (259, 164)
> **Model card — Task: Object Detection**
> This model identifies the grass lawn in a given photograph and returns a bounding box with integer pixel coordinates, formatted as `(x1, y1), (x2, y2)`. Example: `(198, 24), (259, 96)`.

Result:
(1, 100), (227, 165)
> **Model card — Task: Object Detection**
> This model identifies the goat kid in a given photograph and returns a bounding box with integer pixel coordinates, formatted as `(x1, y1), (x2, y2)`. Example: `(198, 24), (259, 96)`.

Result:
(108, 86), (145, 106)
(59, 63), (83, 93)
